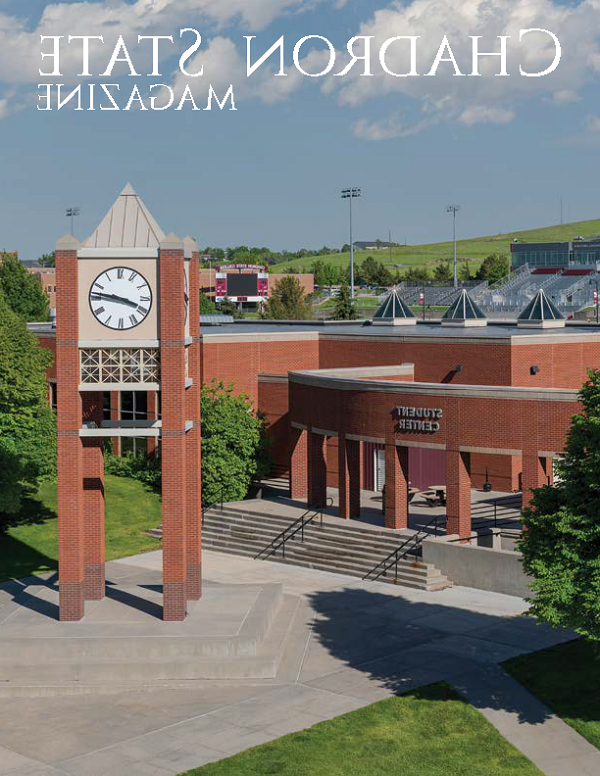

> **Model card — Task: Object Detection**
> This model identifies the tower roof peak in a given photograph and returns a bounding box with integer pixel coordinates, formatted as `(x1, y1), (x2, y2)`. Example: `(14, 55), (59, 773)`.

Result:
(83, 184), (165, 249)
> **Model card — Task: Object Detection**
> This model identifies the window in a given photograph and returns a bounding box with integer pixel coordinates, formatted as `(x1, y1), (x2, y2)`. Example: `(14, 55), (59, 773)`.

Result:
(120, 391), (148, 420)
(122, 437), (148, 456)
(102, 392), (111, 421)
(49, 383), (57, 410)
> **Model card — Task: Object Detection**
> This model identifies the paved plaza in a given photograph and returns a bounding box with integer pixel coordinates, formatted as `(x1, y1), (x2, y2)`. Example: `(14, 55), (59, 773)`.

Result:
(0, 549), (596, 776)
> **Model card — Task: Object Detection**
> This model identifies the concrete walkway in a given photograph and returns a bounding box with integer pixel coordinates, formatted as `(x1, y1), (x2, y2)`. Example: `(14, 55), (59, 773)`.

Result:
(0, 549), (592, 776)
(451, 664), (600, 776)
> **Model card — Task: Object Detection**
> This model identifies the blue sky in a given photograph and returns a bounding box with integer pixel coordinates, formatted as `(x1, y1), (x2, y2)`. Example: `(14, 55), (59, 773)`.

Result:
(1, 0), (600, 259)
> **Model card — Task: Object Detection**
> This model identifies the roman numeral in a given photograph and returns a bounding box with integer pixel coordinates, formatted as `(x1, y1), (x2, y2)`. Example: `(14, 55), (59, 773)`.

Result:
(94, 306), (105, 316)
(118, 318), (124, 329)
(129, 271), (137, 282)
(105, 271), (111, 281)
(129, 314), (138, 326)
(137, 284), (148, 291)
(117, 268), (124, 279)
(105, 316), (112, 326)
(140, 296), (151, 302)
(137, 306), (148, 316)
(94, 283), (104, 290)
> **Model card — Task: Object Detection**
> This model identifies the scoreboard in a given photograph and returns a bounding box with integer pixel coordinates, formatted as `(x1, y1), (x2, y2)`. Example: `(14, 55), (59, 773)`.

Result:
(215, 265), (269, 303)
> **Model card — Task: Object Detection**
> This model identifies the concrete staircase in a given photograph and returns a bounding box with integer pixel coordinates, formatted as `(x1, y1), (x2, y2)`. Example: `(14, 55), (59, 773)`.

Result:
(197, 502), (451, 591)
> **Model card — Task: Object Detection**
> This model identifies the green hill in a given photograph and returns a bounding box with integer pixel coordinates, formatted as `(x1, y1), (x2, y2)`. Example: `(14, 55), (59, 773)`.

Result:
(271, 218), (600, 274)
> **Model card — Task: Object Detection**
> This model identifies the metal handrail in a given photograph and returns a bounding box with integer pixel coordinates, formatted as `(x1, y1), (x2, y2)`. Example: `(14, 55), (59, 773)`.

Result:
(254, 497), (333, 561)
(362, 513), (444, 584)
(201, 483), (229, 527)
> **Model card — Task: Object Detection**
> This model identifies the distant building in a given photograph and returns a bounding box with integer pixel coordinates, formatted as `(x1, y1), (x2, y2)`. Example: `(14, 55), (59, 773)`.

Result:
(27, 266), (57, 310)
(511, 239), (600, 270)
(353, 241), (397, 251)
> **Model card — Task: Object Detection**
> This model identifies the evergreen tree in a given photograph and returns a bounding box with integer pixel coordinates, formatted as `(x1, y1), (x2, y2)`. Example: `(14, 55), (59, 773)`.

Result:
(201, 380), (269, 505)
(0, 291), (56, 529)
(0, 252), (50, 320)
(217, 297), (244, 319)
(199, 291), (216, 314)
(520, 369), (600, 641)
(262, 276), (313, 320)
(332, 283), (359, 320)
(433, 262), (453, 282)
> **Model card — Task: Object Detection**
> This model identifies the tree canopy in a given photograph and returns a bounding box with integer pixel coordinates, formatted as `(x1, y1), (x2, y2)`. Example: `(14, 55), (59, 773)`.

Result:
(0, 290), (56, 527)
(37, 252), (55, 267)
(262, 276), (313, 320)
(201, 380), (269, 505)
(520, 369), (600, 641)
(476, 253), (509, 285)
(0, 252), (50, 321)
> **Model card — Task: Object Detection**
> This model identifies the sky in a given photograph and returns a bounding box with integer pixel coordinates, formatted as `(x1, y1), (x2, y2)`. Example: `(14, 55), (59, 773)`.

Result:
(1, 0), (600, 259)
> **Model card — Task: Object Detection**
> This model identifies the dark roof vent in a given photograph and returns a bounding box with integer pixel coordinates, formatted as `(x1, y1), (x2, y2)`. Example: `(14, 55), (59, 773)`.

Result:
(372, 290), (417, 326)
(517, 289), (565, 328)
(441, 289), (488, 327)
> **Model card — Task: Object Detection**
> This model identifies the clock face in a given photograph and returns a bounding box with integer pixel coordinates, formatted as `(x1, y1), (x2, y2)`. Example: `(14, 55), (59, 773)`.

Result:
(89, 267), (153, 330)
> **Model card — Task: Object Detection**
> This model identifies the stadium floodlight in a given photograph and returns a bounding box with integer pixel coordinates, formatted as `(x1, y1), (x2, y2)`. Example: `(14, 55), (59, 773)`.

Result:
(446, 204), (461, 288)
(66, 206), (81, 236)
(341, 188), (362, 299)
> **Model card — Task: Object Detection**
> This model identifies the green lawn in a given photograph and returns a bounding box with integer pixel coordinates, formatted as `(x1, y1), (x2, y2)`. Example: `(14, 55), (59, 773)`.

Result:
(271, 218), (600, 273)
(183, 683), (542, 776)
(0, 475), (161, 583)
(504, 639), (600, 751)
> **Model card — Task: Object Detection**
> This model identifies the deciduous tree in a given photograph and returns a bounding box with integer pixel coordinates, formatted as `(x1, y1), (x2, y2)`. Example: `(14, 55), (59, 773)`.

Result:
(0, 252), (50, 320)
(262, 276), (313, 320)
(201, 380), (269, 506)
(0, 291), (56, 529)
(520, 369), (600, 641)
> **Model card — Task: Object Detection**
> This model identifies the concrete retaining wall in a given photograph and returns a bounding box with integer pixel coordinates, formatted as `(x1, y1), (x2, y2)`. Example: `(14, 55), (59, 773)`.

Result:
(422, 533), (532, 598)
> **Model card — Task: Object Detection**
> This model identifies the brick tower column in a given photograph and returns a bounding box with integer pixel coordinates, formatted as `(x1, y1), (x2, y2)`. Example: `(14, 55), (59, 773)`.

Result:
(82, 392), (105, 600)
(308, 431), (328, 508)
(185, 241), (202, 601)
(147, 391), (158, 457)
(290, 426), (308, 502)
(339, 435), (361, 519)
(160, 235), (188, 621)
(446, 450), (471, 539)
(56, 235), (85, 621)
(384, 443), (409, 529)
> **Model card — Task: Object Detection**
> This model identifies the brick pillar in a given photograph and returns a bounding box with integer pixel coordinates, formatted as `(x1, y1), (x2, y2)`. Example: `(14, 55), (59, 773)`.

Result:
(339, 435), (361, 519)
(147, 392), (158, 457)
(82, 393), (105, 601)
(290, 426), (308, 502)
(308, 431), (327, 508)
(384, 444), (409, 529)
(56, 237), (85, 621)
(110, 391), (120, 455)
(160, 235), (188, 621)
(446, 450), (471, 539)
(185, 245), (202, 601)
(522, 454), (547, 510)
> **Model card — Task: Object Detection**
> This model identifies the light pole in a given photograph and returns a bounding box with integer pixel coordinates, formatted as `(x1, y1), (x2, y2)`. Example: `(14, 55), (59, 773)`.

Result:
(341, 187), (361, 299)
(66, 206), (81, 236)
(446, 204), (461, 288)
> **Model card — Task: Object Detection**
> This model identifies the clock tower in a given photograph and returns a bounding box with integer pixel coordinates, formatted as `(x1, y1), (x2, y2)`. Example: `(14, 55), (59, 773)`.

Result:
(55, 184), (201, 622)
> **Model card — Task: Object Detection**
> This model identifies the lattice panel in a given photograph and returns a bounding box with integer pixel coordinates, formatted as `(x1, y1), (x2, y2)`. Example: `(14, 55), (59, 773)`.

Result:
(80, 348), (160, 384)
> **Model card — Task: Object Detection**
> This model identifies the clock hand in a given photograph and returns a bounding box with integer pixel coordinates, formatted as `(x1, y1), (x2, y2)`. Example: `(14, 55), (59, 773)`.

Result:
(91, 292), (139, 309)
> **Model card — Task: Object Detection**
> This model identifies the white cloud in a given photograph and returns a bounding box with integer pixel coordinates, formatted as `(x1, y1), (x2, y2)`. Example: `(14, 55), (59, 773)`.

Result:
(459, 106), (515, 126)
(353, 114), (436, 141)
(327, 0), (600, 136)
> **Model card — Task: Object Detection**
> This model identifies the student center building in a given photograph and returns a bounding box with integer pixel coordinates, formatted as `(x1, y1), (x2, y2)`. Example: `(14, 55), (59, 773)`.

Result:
(34, 188), (598, 608)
